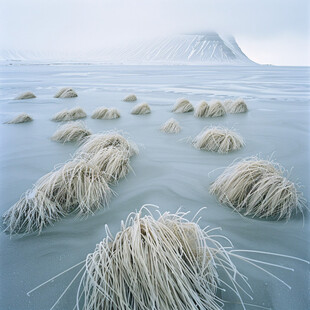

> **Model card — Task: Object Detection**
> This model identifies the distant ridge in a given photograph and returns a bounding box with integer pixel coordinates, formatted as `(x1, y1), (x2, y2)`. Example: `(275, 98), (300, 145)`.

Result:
(0, 32), (256, 65)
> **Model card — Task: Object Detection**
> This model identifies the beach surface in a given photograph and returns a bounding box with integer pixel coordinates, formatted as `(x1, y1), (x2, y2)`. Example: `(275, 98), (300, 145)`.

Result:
(0, 64), (309, 309)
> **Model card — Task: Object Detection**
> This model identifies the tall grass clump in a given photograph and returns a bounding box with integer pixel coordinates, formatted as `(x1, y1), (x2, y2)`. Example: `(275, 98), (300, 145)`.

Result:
(52, 122), (91, 143)
(2, 189), (64, 235)
(3, 160), (112, 235)
(2, 130), (139, 235)
(52, 107), (87, 122)
(160, 118), (181, 133)
(131, 103), (151, 115)
(123, 94), (137, 102)
(30, 205), (310, 309)
(91, 107), (120, 119)
(194, 101), (209, 117)
(207, 101), (226, 117)
(210, 156), (306, 219)
(226, 99), (248, 114)
(79, 147), (131, 184)
(172, 98), (194, 113)
(54, 87), (78, 98)
(36, 159), (112, 215)
(35, 160), (112, 216)
(75, 132), (138, 158)
(15, 92), (36, 100)
(6, 113), (33, 124)
(75, 132), (137, 183)
(193, 127), (244, 153)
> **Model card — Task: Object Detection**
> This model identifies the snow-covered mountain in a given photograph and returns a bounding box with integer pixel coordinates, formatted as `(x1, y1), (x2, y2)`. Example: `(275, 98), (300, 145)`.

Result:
(0, 32), (255, 65)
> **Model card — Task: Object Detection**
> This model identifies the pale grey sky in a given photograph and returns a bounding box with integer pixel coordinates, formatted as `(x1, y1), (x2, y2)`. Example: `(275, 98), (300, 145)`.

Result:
(0, 0), (309, 65)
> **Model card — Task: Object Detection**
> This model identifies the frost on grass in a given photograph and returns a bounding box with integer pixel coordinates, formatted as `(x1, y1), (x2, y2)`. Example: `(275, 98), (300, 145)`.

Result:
(123, 94), (137, 102)
(131, 103), (151, 115)
(14, 92), (36, 100)
(2, 131), (137, 234)
(226, 98), (248, 114)
(75, 132), (138, 158)
(160, 118), (181, 133)
(2, 132), (138, 235)
(35, 160), (112, 216)
(52, 107), (87, 122)
(207, 101), (226, 117)
(92, 107), (108, 119)
(193, 127), (244, 153)
(52, 122), (91, 143)
(75, 132), (137, 183)
(6, 113), (33, 124)
(210, 156), (306, 220)
(3, 160), (112, 235)
(2, 190), (63, 235)
(194, 101), (209, 117)
(79, 146), (131, 184)
(172, 98), (194, 113)
(91, 107), (120, 119)
(54, 87), (78, 98)
(38, 205), (308, 310)
(69, 207), (253, 310)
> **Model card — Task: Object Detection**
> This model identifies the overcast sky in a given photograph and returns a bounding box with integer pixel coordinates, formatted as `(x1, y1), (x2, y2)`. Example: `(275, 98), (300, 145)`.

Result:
(0, 0), (309, 65)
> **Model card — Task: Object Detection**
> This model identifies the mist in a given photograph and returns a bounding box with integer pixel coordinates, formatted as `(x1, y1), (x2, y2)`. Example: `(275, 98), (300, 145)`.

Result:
(0, 0), (309, 65)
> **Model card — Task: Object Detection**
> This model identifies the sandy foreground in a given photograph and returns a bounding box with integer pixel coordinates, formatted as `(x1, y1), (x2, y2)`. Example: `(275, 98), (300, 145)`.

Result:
(0, 64), (309, 309)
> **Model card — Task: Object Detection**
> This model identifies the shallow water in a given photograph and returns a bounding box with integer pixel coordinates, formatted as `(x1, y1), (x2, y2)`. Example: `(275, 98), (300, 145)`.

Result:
(0, 64), (309, 310)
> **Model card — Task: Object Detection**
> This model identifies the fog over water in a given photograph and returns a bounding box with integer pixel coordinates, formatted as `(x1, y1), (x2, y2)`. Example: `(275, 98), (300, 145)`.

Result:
(0, 0), (309, 65)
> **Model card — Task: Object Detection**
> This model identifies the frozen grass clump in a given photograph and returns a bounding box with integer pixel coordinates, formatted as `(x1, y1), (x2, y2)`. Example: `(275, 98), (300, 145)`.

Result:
(15, 92), (36, 100)
(194, 100), (209, 117)
(75, 132), (137, 183)
(43, 205), (307, 310)
(79, 146), (131, 183)
(193, 127), (244, 153)
(71, 207), (247, 310)
(36, 160), (112, 216)
(160, 118), (181, 133)
(6, 113), (33, 124)
(207, 101), (226, 117)
(28, 205), (310, 309)
(2, 190), (63, 235)
(92, 107), (120, 119)
(3, 160), (112, 235)
(172, 98), (194, 113)
(123, 94), (137, 102)
(75, 131), (138, 158)
(54, 87), (78, 98)
(105, 108), (121, 119)
(131, 103), (151, 115)
(68, 107), (87, 120)
(92, 107), (108, 119)
(52, 122), (91, 143)
(52, 107), (87, 122)
(52, 109), (69, 122)
(226, 98), (248, 114)
(210, 157), (306, 220)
